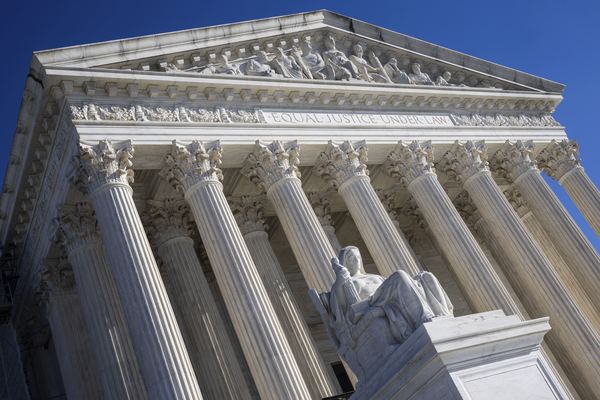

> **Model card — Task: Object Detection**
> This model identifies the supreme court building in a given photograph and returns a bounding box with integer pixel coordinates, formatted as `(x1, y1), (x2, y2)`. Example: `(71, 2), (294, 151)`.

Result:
(3, 9), (600, 400)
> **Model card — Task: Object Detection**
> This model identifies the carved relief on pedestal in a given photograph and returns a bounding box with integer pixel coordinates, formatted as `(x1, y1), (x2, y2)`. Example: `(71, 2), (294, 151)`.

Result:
(382, 140), (435, 188)
(70, 140), (134, 195)
(160, 140), (223, 194)
(537, 139), (582, 181)
(241, 140), (301, 192)
(490, 140), (538, 183)
(228, 195), (268, 235)
(314, 140), (368, 189)
(440, 140), (490, 185)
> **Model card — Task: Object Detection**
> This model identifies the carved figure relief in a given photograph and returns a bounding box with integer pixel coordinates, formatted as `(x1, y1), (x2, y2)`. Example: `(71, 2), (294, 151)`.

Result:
(409, 62), (434, 85)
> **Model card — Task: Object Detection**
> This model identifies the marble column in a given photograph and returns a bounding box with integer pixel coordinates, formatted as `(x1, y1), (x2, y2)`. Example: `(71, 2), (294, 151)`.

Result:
(230, 195), (337, 399)
(52, 203), (148, 400)
(36, 260), (105, 400)
(538, 139), (600, 239)
(307, 192), (342, 254)
(143, 198), (252, 400)
(72, 140), (202, 400)
(442, 140), (600, 399)
(161, 139), (310, 400)
(492, 139), (600, 312)
(382, 140), (521, 316)
(314, 140), (420, 277)
(503, 187), (600, 332)
(242, 140), (336, 293)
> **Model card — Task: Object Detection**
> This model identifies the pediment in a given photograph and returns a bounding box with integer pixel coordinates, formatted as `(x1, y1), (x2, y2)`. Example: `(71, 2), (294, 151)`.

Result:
(33, 10), (563, 94)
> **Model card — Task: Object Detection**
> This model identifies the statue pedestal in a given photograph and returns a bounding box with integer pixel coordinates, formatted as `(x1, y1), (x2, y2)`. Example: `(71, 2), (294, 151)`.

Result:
(351, 310), (569, 400)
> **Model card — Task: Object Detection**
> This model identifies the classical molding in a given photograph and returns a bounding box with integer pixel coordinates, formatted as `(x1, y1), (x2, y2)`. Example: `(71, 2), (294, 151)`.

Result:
(51, 203), (102, 256)
(228, 195), (268, 236)
(537, 139), (582, 181)
(440, 140), (490, 186)
(241, 140), (301, 192)
(307, 192), (334, 227)
(314, 140), (368, 188)
(160, 140), (224, 194)
(143, 198), (195, 249)
(382, 140), (435, 188)
(490, 140), (538, 184)
(35, 258), (77, 308)
(70, 103), (266, 124)
(450, 113), (559, 127)
(70, 140), (135, 195)
(68, 101), (561, 127)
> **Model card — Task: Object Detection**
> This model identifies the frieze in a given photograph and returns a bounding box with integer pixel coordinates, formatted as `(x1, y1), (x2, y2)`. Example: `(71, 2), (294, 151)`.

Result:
(69, 103), (266, 124)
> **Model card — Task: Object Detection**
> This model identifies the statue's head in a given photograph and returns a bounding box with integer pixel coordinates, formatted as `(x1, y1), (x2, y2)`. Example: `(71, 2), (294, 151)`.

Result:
(411, 62), (421, 74)
(442, 70), (451, 81)
(274, 47), (285, 60)
(300, 40), (312, 52)
(339, 246), (364, 274)
(217, 55), (228, 67)
(257, 51), (268, 62)
(325, 35), (336, 51)
(353, 44), (363, 56)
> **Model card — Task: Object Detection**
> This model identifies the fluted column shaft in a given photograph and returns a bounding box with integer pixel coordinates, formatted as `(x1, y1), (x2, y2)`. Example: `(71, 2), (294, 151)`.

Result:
(338, 175), (420, 276)
(74, 140), (201, 399)
(559, 167), (600, 238)
(520, 212), (600, 332)
(322, 225), (342, 254)
(509, 168), (600, 311)
(538, 139), (600, 239)
(184, 180), (310, 400)
(267, 178), (336, 292)
(243, 229), (336, 399)
(69, 245), (148, 400)
(408, 173), (521, 314)
(157, 235), (252, 400)
(46, 295), (105, 400)
(90, 185), (201, 399)
(464, 170), (600, 399)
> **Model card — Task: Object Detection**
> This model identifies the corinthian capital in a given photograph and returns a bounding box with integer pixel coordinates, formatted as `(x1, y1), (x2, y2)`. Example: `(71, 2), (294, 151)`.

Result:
(537, 139), (582, 181)
(51, 203), (102, 255)
(314, 140), (368, 189)
(36, 259), (77, 307)
(228, 195), (268, 235)
(399, 197), (428, 230)
(490, 140), (538, 183)
(70, 140), (134, 195)
(307, 191), (334, 227)
(453, 191), (483, 227)
(382, 141), (435, 187)
(143, 198), (195, 249)
(160, 140), (223, 194)
(241, 140), (300, 192)
(441, 140), (489, 185)
(504, 186), (531, 218)
(376, 188), (399, 223)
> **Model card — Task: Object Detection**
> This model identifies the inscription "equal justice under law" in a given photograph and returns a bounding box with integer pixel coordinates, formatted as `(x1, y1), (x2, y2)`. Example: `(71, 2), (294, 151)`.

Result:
(263, 111), (455, 126)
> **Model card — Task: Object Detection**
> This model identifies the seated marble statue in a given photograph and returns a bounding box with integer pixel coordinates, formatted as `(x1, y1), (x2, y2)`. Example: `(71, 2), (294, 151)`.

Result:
(383, 58), (413, 85)
(310, 246), (453, 382)
(272, 47), (304, 79)
(435, 70), (455, 86)
(322, 35), (358, 81)
(349, 44), (390, 83)
(244, 51), (281, 77)
(299, 40), (327, 80)
(409, 62), (434, 85)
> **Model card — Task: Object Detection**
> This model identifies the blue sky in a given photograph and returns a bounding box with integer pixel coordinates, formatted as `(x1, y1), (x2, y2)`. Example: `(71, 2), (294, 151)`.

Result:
(2, 0), (600, 249)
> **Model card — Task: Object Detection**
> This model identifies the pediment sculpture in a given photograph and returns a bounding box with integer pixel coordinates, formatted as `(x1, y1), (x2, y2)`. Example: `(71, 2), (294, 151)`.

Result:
(309, 246), (453, 385)
(156, 32), (507, 90)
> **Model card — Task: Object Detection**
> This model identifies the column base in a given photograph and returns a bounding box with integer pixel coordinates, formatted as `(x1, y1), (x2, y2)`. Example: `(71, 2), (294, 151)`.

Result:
(351, 311), (569, 400)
